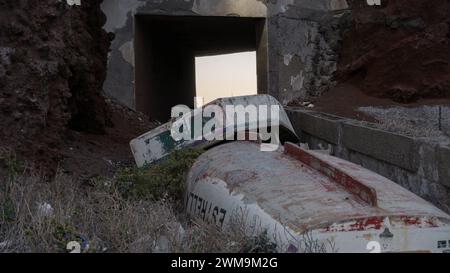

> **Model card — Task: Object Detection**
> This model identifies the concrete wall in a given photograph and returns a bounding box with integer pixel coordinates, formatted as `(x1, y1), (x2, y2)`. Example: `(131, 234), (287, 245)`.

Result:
(100, 0), (349, 117)
(359, 106), (450, 137)
(286, 108), (450, 214)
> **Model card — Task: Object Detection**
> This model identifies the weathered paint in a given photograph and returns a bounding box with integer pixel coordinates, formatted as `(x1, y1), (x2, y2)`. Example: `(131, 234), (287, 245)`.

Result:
(130, 95), (298, 166)
(185, 141), (450, 253)
(284, 142), (378, 206)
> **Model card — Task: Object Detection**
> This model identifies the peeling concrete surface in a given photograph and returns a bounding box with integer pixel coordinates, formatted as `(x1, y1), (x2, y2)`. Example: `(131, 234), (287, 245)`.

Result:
(119, 41), (135, 67)
(100, 1), (146, 32)
(290, 72), (305, 93)
(283, 53), (294, 66)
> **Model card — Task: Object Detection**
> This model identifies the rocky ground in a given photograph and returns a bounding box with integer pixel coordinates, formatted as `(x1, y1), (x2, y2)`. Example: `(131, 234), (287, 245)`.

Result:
(58, 97), (159, 179)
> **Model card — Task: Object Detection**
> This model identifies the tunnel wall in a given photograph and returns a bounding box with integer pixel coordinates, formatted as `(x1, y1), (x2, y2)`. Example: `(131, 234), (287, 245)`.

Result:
(101, 0), (349, 116)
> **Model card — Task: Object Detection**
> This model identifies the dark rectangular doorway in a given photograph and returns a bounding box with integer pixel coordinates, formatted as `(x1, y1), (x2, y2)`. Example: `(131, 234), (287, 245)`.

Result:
(134, 15), (267, 122)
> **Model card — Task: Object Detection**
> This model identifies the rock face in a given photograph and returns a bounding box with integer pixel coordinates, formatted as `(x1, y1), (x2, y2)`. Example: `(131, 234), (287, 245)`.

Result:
(338, 0), (450, 103)
(0, 0), (111, 168)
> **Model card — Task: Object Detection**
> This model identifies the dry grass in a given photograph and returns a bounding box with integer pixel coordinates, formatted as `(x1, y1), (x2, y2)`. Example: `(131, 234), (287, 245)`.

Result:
(0, 149), (278, 253)
(0, 171), (180, 253)
(181, 211), (278, 253)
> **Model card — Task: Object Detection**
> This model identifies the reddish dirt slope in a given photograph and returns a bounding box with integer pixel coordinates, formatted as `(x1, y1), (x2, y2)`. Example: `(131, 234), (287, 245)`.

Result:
(338, 0), (450, 103)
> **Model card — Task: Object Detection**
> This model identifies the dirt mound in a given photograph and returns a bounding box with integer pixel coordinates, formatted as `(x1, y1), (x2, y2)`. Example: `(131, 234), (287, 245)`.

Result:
(60, 98), (159, 180)
(311, 83), (450, 121)
(338, 0), (450, 103)
(0, 0), (112, 174)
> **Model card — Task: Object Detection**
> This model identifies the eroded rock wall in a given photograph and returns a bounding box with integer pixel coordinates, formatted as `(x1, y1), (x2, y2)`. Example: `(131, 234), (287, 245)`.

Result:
(0, 0), (111, 169)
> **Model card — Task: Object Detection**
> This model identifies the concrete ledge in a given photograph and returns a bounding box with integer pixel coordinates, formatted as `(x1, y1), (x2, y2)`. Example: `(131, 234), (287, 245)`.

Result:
(286, 108), (420, 172)
(286, 109), (342, 144)
(341, 123), (420, 172)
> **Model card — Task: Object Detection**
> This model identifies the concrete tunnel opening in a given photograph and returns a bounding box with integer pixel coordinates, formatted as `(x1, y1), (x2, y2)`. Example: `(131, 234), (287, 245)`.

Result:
(134, 15), (267, 122)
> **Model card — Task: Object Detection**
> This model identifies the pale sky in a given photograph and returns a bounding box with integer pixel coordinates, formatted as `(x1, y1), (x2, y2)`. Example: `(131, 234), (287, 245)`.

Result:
(195, 51), (257, 106)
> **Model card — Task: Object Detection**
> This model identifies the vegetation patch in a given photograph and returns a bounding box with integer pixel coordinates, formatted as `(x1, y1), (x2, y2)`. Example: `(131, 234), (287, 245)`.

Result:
(111, 148), (204, 203)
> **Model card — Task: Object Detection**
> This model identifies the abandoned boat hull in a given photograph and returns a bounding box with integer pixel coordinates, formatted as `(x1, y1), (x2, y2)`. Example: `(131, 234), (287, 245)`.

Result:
(130, 94), (298, 167)
(185, 141), (450, 253)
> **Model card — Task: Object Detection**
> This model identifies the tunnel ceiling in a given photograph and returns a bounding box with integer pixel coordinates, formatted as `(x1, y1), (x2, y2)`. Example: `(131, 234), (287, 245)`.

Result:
(135, 15), (264, 56)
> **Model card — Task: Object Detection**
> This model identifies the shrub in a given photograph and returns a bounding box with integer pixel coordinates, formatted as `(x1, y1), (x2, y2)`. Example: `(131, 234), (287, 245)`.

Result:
(113, 148), (204, 203)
